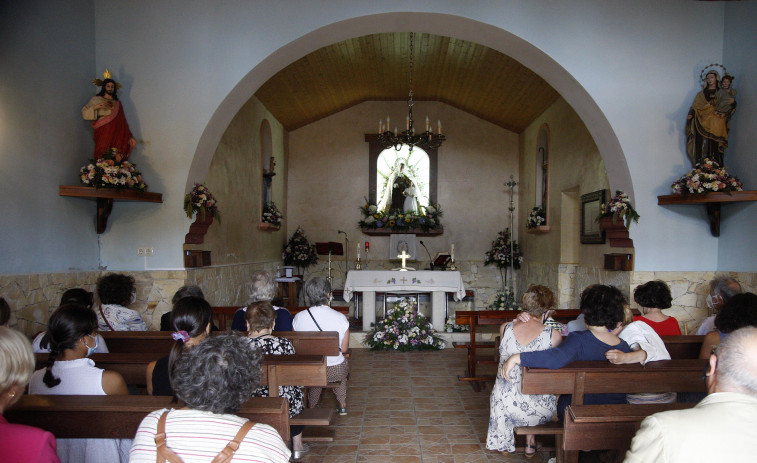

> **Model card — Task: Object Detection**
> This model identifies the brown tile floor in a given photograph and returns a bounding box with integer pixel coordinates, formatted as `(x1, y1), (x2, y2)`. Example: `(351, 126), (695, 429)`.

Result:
(298, 348), (550, 463)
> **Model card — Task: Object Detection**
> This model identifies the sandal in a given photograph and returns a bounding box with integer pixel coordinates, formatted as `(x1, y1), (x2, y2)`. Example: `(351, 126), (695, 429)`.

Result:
(524, 442), (538, 459)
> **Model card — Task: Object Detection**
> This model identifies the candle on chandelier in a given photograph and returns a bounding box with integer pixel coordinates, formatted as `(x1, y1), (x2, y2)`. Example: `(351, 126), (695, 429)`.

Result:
(437, 120), (442, 135)
(386, 116), (390, 131)
(406, 115), (409, 131)
(426, 116), (430, 131)
(379, 120), (382, 133)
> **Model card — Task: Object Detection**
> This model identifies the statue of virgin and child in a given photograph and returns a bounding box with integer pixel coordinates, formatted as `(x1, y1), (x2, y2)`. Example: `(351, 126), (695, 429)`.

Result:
(686, 67), (737, 167)
(377, 161), (420, 214)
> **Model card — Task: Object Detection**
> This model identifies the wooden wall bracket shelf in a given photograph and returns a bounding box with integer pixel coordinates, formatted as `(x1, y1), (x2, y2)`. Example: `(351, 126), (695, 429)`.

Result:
(526, 226), (550, 234)
(258, 222), (281, 231)
(59, 185), (163, 234)
(361, 227), (443, 236)
(657, 190), (757, 237)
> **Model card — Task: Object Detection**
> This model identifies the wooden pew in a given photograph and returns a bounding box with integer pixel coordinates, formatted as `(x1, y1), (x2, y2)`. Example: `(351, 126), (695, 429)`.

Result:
(563, 403), (694, 460)
(454, 309), (583, 388)
(517, 359), (707, 462)
(661, 335), (704, 359)
(6, 395), (291, 443)
(211, 306), (351, 332)
(100, 330), (340, 355)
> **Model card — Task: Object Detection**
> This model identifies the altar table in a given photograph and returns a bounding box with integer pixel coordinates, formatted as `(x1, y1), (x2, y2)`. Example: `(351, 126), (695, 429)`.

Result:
(343, 270), (466, 331)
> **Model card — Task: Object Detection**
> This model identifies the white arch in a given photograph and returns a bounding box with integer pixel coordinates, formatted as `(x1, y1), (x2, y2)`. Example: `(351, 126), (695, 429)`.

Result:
(186, 12), (632, 200)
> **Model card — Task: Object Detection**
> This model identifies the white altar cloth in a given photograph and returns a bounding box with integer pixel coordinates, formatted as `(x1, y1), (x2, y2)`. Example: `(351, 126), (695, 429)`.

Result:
(343, 270), (465, 331)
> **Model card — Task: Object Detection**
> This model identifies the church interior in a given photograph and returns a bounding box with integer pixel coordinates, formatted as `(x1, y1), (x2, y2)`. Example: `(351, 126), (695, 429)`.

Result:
(2, 1), (757, 461)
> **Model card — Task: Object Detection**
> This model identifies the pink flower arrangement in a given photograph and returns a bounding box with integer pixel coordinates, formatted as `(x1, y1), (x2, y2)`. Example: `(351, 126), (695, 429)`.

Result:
(79, 148), (147, 191)
(184, 183), (221, 223)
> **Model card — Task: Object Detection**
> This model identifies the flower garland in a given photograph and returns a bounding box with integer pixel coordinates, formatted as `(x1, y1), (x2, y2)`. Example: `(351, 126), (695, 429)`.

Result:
(262, 202), (282, 226)
(597, 190), (640, 229)
(79, 148), (147, 191)
(184, 183), (221, 223)
(487, 288), (521, 310)
(363, 298), (446, 351)
(671, 158), (743, 196)
(282, 226), (318, 270)
(526, 206), (546, 229)
(483, 228), (523, 270)
(358, 200), (443, 232)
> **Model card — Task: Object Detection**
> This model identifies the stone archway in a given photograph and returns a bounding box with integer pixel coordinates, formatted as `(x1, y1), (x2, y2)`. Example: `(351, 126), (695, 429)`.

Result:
(186, 12), (632, 201)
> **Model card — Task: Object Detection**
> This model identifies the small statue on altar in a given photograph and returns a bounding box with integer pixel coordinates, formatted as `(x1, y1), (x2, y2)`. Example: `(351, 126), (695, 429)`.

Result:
(82, 69), (136, 160)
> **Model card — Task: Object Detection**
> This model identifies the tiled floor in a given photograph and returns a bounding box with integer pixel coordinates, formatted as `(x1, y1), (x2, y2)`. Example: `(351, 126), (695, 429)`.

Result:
(299, 348), (550, 463)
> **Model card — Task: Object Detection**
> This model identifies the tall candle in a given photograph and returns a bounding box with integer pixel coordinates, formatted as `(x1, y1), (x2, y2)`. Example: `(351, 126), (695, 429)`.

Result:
(357, 242), (361, 259)
(451, 243), (455, 261)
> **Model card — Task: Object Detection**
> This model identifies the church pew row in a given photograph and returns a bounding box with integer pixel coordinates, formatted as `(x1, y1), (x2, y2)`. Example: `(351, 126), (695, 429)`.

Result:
(211, 306), (350, 332)
(6, 395), (291, 444)
(99, 330), (340, 356)
(515, 359), (707, 463)
(32, 353), (332, 432)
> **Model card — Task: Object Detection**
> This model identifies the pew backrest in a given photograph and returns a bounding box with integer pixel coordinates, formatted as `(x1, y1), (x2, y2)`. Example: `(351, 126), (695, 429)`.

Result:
(5, 395), (290, 443)
(521, 359), (707, 405)
(661, 335), (704, 359)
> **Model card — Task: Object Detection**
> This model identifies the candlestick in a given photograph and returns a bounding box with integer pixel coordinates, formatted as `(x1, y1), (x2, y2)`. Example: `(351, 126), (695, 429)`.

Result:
(357, 242), (361, 259)
(365, 241), (370, 251)
(451, 243), (455, 261)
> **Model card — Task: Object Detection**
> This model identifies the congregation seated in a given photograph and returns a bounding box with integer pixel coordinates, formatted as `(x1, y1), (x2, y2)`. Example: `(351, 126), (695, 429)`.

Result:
(129, 335), (291, 462)
(486, 284), (562, 457)
(696, 274), (742, 335)
(699, 292), (757, 359)
(95, 273), (147, 331)
(632, 280), (681, 336)
(503, 285), (633, 421)
(33, 289), (109, 354)
(245, 300), (307, 458)
(147, 296), (212, 396)
(231, 270), (293, 332)
(293, 277), (350, 415)
(0, 326), (60, 462)
(29, 304), (131, 463)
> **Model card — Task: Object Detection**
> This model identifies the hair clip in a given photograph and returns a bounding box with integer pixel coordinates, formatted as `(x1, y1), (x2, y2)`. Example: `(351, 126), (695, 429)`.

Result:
(172, 330), (190, 342)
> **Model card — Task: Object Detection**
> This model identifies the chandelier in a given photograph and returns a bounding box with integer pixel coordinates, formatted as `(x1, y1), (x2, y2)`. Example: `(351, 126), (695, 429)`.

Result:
(377, 32), (446, 151)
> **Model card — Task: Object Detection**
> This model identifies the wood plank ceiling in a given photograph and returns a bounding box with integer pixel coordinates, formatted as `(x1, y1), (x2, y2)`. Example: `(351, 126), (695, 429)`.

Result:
(255, 32), (560, 133)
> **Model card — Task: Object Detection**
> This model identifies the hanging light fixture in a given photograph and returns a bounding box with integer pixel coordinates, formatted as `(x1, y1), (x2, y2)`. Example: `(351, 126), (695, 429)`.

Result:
(377, 32), (446, 151)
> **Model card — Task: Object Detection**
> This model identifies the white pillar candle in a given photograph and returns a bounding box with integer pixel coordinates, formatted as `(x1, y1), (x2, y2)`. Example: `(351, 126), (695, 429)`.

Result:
(357, 242), (361, 259)
(451, 243), (455, 261)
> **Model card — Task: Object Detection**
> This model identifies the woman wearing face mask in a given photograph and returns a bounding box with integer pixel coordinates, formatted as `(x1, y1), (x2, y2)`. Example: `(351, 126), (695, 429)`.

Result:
(95, 273), (147, 331)
(29, 304), (131, 463)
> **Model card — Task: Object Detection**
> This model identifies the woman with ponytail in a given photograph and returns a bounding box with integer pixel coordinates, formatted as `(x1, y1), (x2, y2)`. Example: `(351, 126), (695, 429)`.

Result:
(28, 304), (130, 462)
(146, 296), (212, 396)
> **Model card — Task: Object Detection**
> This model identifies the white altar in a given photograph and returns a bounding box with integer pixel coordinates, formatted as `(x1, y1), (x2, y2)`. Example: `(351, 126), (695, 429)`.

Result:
(343, 270), (466, 331)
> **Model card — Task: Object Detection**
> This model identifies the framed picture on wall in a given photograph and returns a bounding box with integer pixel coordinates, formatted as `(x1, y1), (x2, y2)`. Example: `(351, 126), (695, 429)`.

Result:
(580, 189), (606, 244)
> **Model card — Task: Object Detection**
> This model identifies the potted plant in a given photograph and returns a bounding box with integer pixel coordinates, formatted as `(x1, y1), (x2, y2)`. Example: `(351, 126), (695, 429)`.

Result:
(282, 226), (318, 275)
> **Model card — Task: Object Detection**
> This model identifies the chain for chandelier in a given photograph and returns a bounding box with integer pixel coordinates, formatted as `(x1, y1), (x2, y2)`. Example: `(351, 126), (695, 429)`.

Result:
(377, 32), (445, 151)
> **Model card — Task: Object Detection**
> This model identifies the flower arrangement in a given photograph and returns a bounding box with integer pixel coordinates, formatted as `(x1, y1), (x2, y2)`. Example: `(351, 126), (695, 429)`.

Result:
(444, 316), (469, 333)
(282, 226), (318, 271)
(526, 206), (546, 229)
(79, 148), (147, 191)
(184, 183), (221, 223)
(484, 228), (523, 269)
(363, 298), (446, 351)
(488, 288), (520, 310)
(262, 202), (282, 227)
(597, 190), (640, 229)
(358, 199), (443, 232)
(671, 158), (743, 197)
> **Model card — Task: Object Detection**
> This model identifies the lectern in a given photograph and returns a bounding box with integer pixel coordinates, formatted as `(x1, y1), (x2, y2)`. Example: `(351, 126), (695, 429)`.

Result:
(315, 242), (343, 288)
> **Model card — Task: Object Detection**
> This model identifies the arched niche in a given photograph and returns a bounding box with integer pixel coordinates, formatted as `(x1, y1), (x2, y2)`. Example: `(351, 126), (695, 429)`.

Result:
(260, 119), (274, 208)
(186, 13), (633, 203)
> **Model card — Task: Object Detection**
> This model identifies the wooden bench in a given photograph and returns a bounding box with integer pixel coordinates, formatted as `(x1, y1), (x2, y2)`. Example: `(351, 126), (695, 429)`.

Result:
(563, 402), (694, 461)
(100, 330), (340, 355)
(6, 395), (291, 443)
(454, 309), (583, 388)
(211, 306), (351, 332)
(517, 359), (707, 462)
(661, 335), (704, 359)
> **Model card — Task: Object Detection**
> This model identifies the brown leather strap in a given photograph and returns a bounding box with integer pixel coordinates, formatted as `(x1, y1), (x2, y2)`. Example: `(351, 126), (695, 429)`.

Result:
(155, 411), (185, 463)
(210, 420), (256, 463)
(98, 304), (116, 331)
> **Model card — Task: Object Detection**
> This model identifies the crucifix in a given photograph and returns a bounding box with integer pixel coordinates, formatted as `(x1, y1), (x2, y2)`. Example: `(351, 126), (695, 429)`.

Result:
(395, 250), (415, 271)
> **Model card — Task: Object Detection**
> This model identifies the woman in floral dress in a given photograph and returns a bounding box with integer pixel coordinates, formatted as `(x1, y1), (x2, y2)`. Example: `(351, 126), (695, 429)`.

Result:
(245, 301), (307, 459)
(486, 285), (562, 457)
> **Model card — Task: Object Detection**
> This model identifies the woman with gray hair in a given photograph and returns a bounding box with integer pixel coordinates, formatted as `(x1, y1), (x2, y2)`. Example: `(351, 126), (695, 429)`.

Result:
(129, 335), (290, 462)
(292, 277), (350, 415)
(231, 270), (293, 331)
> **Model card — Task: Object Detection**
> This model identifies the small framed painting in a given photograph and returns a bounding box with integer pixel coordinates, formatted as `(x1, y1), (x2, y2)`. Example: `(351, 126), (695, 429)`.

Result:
(581, 189), (606, 244)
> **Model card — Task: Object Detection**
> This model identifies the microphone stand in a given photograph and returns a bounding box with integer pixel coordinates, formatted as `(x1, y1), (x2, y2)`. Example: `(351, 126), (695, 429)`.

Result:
(419, 240), (434, 270)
